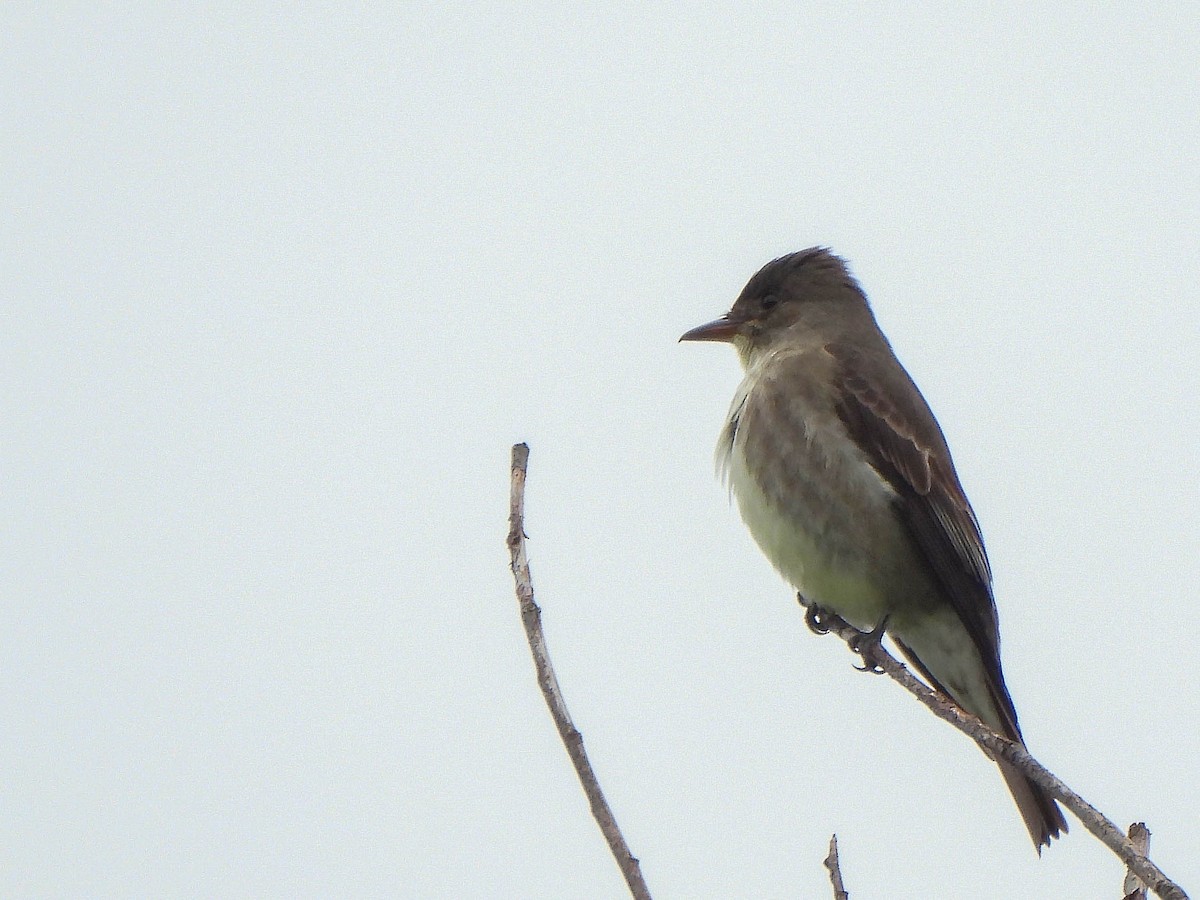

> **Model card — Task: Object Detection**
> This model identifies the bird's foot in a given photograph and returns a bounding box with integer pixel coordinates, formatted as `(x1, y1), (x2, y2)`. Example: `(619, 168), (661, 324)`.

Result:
(798, 594), (889, 673)
(850, 616), (889, 674)
(799, 593), (844, 635)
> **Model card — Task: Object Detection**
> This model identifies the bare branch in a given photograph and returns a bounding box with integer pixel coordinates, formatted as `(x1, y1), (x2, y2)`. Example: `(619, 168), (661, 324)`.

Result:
(504, 441), (1186, 899)
(507, 444), (653, 900)
(801, 599), (1189, 900)
(824, 834), (849, 900)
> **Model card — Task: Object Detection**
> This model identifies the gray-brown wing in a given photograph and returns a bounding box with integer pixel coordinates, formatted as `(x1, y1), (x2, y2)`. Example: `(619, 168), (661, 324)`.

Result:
(824, 341), (1021, 736)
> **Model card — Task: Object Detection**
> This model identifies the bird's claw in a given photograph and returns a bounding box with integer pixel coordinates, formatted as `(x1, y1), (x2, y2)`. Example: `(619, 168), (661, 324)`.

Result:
(799, 593), (845, 635)
(803, 602), (832, 635)
(798, 593), (889, 673)
(849, 617), (889, 674)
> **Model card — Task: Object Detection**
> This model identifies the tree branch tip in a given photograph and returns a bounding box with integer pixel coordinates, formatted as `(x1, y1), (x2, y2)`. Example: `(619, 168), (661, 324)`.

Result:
(505, 440), (652, 900)
(823, 833), (849, 899)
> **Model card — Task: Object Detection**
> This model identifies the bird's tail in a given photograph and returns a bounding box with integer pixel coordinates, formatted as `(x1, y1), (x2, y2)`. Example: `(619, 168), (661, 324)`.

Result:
(891, 629), (1068, 850)
(996, 758), (1067, 851)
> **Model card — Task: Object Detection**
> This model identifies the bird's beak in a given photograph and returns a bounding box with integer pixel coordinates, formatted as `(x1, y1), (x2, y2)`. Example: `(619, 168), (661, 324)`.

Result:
(679, 314), (741, 343)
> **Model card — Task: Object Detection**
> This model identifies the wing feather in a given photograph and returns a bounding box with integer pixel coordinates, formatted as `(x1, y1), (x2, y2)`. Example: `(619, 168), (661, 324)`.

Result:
(825, 341), (1019, 734)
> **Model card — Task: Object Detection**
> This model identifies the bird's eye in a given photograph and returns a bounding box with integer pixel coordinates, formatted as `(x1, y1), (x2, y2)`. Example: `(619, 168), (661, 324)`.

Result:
(761, 293), (779, 310)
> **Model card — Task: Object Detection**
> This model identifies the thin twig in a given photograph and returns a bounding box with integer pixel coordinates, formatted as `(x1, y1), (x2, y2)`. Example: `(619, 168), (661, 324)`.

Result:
(506, 444), (652, 900)
(1124, 823), (1151, 900)
(803, 600), (1188, 900)
(824, 834), (849, 900)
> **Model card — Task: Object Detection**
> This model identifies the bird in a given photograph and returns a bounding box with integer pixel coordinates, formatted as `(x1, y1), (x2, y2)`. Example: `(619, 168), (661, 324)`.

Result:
(680, 247), (1067, 850)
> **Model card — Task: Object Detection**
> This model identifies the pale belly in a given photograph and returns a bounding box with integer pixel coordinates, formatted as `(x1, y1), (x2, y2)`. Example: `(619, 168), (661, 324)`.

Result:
(725, 417), (908, 630)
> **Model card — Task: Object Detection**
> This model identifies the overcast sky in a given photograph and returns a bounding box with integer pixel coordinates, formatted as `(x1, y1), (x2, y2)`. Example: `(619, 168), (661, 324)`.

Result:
(4, 5), (1199, 899)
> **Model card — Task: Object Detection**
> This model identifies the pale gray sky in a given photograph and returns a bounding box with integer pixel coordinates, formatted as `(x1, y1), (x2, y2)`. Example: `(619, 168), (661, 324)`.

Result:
(4, 4), (1198, 899)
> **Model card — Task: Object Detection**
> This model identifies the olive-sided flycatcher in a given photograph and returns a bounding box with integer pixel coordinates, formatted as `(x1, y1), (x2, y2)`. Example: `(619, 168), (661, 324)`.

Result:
(681, 247), (1066, 849)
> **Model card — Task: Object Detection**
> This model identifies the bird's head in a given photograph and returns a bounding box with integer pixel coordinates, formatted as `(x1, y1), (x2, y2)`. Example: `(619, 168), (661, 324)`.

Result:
(680, 247), (873, 367)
